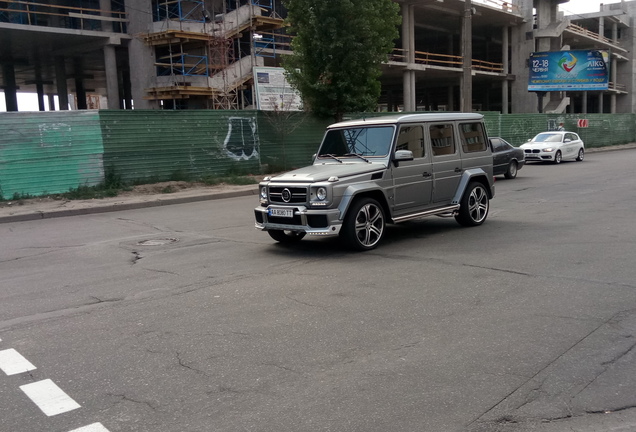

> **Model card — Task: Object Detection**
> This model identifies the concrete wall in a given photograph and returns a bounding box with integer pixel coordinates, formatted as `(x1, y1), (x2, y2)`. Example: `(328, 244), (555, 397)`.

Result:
(125, 0), (159, 109)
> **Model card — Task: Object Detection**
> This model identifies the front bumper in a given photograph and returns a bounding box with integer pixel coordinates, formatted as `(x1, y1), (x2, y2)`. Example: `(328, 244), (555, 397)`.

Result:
(254, 205), (343, 236)
(524, 152), (554, 161)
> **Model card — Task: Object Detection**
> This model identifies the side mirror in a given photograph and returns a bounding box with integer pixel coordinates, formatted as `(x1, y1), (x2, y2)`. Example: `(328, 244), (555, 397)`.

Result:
(394, 150), (414, 161)
(564, 138), (571, 143)
(526, 139), (531, 142)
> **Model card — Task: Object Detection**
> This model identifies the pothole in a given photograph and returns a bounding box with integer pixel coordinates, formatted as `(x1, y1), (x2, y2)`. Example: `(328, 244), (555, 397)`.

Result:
(136, 238), (179, 246)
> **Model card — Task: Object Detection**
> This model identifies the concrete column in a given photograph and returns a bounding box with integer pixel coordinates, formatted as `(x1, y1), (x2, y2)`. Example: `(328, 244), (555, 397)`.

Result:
(599, 17), (605, 40)
(100, 0), (112, 32)
(36, 82), (45, 111)
(611, 94), (616, 114)
(599, 92), (604, 113)
(403, 70), (412, 112)
(399, 3), (415, 63)
(104, 45), (120, 109)
(2, 63), (18, 112)
(612, 22), (618, 42)
(461, 0), (472, 112)
(55, 56), (69, 110)
(48, 94), (56, 111)
(401, 4), (416, 112)
(501, 26), (509, 114)
(582, 91), (588, 114)
(74, 58), (87, 110)
(125, 0), (159, 109)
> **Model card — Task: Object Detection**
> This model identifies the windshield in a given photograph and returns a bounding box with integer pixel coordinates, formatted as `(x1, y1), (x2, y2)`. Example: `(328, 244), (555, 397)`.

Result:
(533, 133), (563, 143)
(318, 126), (395, 158)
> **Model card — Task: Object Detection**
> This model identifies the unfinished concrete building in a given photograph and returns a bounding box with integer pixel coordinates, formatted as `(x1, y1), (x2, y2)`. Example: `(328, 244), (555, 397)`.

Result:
(0, 0), (633, 114)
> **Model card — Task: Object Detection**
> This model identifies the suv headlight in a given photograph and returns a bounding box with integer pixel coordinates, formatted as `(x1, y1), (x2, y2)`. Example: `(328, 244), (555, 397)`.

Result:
(316, 187), (327, 201)
(310, 185), (330, 206)
(260, 186), (268, 200)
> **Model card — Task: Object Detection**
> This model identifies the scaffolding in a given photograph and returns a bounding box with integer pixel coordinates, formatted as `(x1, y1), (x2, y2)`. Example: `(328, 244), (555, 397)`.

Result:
(152, 0), (205, 23)
(144, 0), (285, 109)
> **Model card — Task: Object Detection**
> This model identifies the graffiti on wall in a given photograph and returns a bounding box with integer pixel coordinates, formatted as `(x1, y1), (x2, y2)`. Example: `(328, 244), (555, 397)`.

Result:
(224, 117), (259, 161)
(39, 123), (72, 148)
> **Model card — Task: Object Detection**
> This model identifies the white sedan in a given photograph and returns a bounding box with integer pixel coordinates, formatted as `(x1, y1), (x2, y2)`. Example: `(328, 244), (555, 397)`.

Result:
(520, 131), (585, 164)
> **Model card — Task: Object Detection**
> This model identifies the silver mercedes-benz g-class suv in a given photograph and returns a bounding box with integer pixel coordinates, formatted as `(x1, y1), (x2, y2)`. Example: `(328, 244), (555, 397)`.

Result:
(254, 113), (495, 250)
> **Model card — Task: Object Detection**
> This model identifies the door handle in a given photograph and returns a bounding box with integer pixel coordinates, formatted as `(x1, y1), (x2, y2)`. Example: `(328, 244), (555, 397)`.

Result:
(423, 172), (432, 178)
(454, 167), (462, 173)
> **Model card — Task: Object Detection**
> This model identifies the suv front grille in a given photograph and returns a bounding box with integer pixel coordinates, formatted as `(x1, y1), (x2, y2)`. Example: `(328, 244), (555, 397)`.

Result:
(269, 186), (308, 204)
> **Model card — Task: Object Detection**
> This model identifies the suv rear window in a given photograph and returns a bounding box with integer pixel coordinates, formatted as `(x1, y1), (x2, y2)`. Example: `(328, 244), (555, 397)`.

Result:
(460, 122), (487, 153)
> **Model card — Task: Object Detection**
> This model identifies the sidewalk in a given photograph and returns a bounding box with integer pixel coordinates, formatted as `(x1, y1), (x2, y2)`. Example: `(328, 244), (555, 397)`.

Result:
(1, 143), (634, 224)
(0, 183), (259, 224)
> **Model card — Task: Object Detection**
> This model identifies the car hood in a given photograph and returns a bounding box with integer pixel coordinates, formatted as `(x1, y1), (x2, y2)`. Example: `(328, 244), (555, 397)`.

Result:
(268, 162), (386, 183)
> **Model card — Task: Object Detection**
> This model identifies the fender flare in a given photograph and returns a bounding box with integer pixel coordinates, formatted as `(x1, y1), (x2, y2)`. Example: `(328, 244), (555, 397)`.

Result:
(451, 168), (494, 205)
(337, 184), (387, 220)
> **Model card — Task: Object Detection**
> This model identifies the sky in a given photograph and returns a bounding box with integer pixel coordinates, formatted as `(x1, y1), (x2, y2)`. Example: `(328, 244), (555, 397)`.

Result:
(559, 0), (606, 15)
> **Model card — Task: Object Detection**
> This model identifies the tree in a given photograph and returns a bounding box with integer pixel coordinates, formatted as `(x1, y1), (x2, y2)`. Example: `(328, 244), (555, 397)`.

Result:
(282, 0), (401, 122)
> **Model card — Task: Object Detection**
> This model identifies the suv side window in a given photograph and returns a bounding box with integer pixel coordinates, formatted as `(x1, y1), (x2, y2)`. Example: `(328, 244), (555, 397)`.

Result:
(396, 125), (424, 158)
(430, 124), (456, 156)
(460, 122), (487, 153)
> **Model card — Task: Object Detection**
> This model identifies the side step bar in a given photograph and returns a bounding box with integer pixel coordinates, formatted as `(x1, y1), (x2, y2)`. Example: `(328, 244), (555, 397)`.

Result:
(392, 205), (460, 223)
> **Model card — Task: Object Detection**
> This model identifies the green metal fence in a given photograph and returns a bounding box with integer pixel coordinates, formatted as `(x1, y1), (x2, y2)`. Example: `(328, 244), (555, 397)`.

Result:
(484, 113), (636, 147)
(0, 110), (634, 199)
(100, 110), (262, 183)
(0, 111), (104, 199)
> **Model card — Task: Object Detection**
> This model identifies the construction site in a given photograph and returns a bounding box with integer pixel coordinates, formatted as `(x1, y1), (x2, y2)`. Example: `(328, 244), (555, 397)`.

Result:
(0, 0), (635, 114)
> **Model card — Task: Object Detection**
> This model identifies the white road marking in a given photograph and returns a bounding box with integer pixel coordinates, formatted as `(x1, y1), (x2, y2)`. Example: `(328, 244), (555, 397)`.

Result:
(0, 348), (37, 375)
(20, 379), (81, 416)
(68, 423), (110, 432)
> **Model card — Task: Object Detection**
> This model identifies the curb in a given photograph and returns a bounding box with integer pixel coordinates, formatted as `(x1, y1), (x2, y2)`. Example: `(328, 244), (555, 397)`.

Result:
(0, 187), (259, 224)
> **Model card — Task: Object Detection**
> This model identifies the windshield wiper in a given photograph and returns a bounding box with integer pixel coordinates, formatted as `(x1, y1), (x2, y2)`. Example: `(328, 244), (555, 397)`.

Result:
(344, 153), (371, 163)
(319, 154), (343, 163)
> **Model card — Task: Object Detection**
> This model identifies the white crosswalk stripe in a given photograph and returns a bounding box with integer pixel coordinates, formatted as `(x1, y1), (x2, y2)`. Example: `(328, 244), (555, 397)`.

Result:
(20, 379), (81, 416)
(0, 348), (37, 375)
(68, 423), (110, 432)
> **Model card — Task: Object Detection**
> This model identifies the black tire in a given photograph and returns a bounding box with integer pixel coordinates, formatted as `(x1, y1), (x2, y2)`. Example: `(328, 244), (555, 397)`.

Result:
(268, 230), (306, 243)
(504, 160), (518, 179)
(455, 182), (489, 227)
(576, 148), (584, 161)
(554, 150), (562, 164)
(341, 197), (385, 251)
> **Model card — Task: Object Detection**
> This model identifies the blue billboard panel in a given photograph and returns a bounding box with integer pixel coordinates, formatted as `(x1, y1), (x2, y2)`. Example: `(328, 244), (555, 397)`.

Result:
(528, 50), (609, 91)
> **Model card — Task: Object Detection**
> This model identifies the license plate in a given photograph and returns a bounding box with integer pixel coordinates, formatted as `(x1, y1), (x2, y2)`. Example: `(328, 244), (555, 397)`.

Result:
(269, 208), (294, 218)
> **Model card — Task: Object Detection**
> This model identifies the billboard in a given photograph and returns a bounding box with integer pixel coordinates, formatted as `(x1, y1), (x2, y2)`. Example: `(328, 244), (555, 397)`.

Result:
(528, 50), (609, 92)
(253, 67), (303, 111)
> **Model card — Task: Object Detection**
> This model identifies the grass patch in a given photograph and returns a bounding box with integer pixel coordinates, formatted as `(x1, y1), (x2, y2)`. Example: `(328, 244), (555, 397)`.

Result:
(0, 170), (259, 202)
(60, 184), (119, 200)
(201, 175), (258, 186)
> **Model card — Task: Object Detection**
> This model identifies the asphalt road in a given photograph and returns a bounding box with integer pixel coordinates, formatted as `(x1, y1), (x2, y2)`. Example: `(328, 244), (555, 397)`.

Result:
(1, 150), (636, 432)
